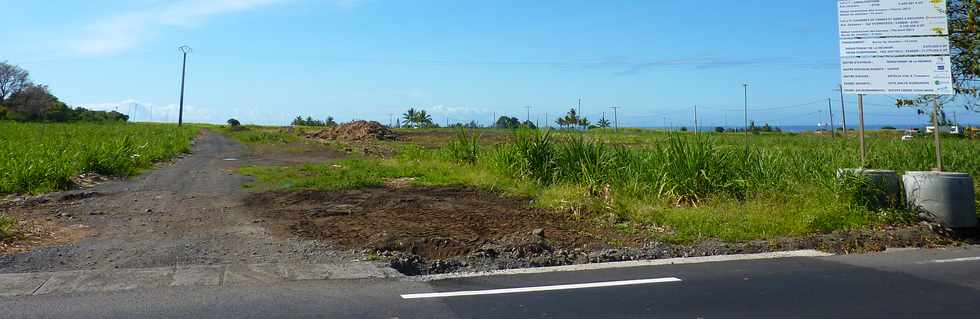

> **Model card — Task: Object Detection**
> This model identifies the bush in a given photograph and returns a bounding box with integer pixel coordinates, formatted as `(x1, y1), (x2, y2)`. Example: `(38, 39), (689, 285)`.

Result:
(443, 128), (480, 165)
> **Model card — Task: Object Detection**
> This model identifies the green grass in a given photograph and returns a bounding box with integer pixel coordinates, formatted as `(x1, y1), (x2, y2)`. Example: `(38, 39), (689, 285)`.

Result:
(0, 214), (16, 241)
(0, 121), (198, 194)
(220, 125), (297, 144)
(240, 128), (979, 243)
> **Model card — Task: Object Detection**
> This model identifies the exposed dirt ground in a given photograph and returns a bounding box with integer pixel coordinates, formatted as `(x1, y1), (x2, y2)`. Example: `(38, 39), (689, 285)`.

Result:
(243, 186), (963, 275)
(0, 130), (352, 273)
(245, 187), (642, 259)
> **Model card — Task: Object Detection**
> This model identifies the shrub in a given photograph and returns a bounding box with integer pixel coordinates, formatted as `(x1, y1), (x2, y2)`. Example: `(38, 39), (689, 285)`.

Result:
(443, 128), (480, 165)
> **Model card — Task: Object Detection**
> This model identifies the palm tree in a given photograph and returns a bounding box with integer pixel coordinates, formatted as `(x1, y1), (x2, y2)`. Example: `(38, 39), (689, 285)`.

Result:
(402, 108), (419, 128)
(597, 117), (611, 128)
(416, 109), (433, 127)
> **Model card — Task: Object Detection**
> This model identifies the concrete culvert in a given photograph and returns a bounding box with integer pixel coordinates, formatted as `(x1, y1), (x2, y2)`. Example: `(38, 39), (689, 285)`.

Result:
(836, 169), (901, 209)
(903, 171), (977, 229)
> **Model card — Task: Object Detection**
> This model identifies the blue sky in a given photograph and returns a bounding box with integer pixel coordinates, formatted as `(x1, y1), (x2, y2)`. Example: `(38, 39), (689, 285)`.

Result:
(4, 0), (975, 127)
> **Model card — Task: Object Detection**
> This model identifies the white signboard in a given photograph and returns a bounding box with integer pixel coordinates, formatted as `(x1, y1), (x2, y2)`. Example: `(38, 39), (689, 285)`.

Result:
(838, 0), (954, 95)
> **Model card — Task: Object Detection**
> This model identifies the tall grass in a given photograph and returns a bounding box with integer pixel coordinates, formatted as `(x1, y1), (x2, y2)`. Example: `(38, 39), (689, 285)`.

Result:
(443, 128), (480, 165)
(0, 122), (198, 194)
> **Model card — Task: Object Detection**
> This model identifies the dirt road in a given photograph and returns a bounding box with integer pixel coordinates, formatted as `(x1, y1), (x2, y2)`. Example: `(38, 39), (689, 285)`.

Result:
(0, 130), (350, 273)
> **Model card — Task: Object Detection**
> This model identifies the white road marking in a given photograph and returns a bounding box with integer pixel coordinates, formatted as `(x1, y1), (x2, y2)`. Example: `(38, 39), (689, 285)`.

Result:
(400, 277), (682, 299)
(413, 250), (830, 281)
(919, 256), (980, 264)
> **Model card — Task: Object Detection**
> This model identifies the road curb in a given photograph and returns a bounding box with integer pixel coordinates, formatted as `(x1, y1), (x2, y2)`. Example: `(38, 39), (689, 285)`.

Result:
(0, 262), (401, 297)
(410, 250), (833, 282)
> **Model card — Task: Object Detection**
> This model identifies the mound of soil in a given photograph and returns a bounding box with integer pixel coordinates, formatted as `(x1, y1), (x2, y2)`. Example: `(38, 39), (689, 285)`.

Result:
(306, 121), (398, 141)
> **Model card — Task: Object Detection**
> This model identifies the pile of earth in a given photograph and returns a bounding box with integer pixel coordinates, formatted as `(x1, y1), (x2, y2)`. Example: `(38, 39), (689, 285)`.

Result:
(305, 120), (398, 141)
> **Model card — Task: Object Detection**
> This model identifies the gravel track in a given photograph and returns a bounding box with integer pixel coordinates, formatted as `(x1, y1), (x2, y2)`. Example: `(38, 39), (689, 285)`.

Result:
(0, 130), (351, 273)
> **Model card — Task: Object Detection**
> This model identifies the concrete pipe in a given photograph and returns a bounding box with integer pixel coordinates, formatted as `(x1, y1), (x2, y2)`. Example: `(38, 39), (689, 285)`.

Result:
(903, 171), (977, 228)
(836, 169), (901, 209)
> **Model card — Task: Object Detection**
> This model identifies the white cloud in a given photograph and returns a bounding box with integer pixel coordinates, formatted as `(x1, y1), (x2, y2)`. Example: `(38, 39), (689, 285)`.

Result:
(71, 0), (287, 55)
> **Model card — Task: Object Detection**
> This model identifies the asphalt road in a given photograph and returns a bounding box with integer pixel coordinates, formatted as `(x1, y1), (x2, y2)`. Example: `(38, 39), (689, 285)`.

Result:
(2, 246), (978, 318)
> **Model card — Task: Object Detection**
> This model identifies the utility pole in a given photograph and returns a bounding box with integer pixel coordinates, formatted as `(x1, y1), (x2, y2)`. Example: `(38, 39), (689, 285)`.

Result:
(177, 45), (191, 127)
(545, 113), (549, 129)
(693, 105), (699, 134)
(827, 98), (835, 138)
(743, 83), (749, 153)
(577, 98), (583, 130)
(525, 106), (532, 125)
(838, 84), (848, 137)
(610, 106), (620, 132)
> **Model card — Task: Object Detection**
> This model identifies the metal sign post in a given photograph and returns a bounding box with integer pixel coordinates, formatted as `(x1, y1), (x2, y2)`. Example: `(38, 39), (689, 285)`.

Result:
(933, 96), (944, 171)
(857, 94), (866, 167)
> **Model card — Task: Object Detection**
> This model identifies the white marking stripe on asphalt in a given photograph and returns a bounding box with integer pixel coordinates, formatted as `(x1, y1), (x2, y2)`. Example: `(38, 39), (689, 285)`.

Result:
(920, 256), (980, 264)
(401, 277), (682, 299)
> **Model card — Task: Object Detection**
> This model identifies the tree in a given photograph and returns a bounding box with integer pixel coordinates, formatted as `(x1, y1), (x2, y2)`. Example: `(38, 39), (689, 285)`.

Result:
(715, 126), (726, 133)
(0, 61), (31, 103)
(5, 84), (60, 121)
(325, 116), (338, 127)
(495, 116), (521, 129)
(401, 107), (434, 128)
(557, 108), (580, 128)
(597, 117), (611, 128)
(522, 120), (537, 129)
(897, 1), (979, 114)
(402, 108), (417, 127)
(227, 118), (241, 127)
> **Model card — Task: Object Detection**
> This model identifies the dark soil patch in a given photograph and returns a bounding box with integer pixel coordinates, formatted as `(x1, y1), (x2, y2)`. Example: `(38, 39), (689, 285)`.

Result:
(244, 187), (644, 273)
(244, 186), (974, 276)
(244, 141), (346, 166)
